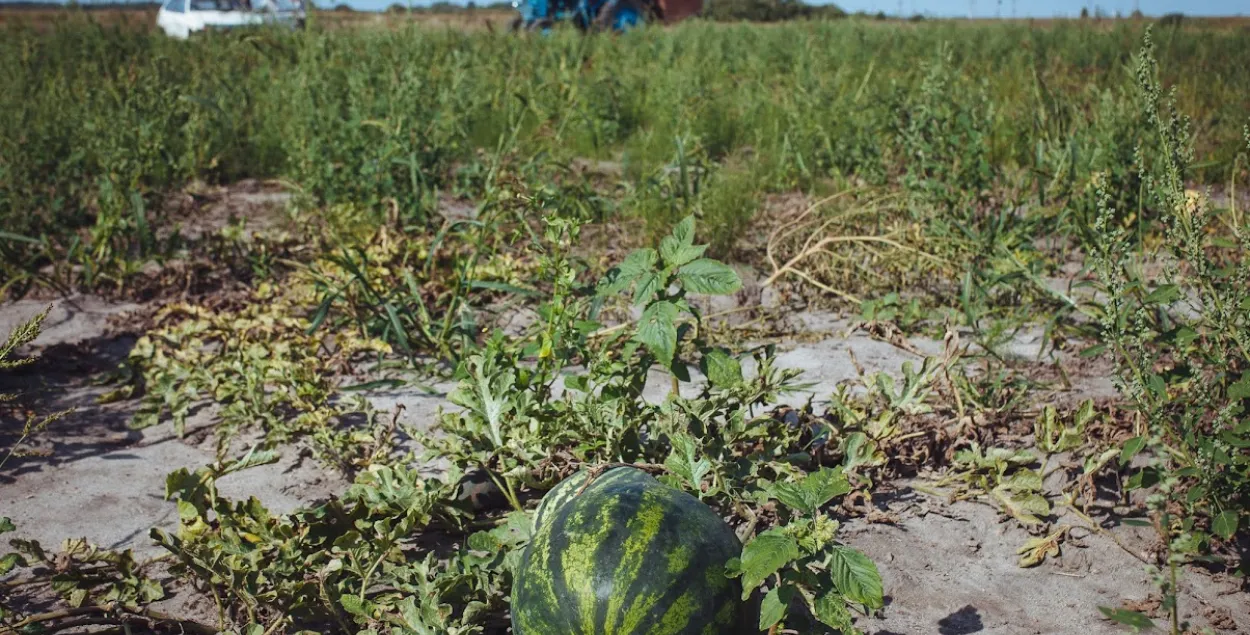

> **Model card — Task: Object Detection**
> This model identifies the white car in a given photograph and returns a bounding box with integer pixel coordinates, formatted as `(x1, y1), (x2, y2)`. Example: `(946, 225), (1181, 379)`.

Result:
(156, 0), (305, 39)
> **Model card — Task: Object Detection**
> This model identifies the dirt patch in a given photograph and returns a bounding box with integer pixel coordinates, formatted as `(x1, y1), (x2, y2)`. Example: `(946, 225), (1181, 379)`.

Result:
(846, 490), (1249, 634)
(3, 279), (1246, 634)
(162, 178), (294, 242)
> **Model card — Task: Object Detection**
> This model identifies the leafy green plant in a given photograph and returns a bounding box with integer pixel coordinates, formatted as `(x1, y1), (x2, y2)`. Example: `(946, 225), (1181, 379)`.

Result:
(1088, 28), (1250, 634)
(730, 467), (883, 634)
(124, 284), (389, 463)
(1, 305), (71, 470)
(596, 214), (742, 391)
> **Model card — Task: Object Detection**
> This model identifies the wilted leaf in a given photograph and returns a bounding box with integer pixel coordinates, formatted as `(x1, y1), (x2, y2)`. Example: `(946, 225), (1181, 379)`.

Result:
(1017, 526), (1069, 567)
(0, 553), (22, 577)
(992, 486), (1050, 525)
(997, 469), (1043, 492)
(841, 432), (882, 471)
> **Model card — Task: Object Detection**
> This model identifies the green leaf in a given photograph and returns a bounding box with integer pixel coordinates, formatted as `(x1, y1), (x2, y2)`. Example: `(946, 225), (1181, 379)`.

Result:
(676, 259), (742, 295)
(633, 271), (663, 307)
(635, 301), (679, 368)
(841, 432), (882, 471)
(1174, 326), (1199, 348)
(660, 237), (707, 269)
(0, 230), (42, 245)
(701, 348), (743, 388)
(811, 590), (855, 631)
(1120, 436), (1147, 466)
(670, 215), (696, 247)
(0, 553), (22, 577)
(1229, 374), (1250, 400)
(1079, 343), (1107, 358)
(468, 280), (542, 297)
(1146, 373), (1167, 399)
(769, 467), (852, 517)
(735, 529), (801, 599)
(665, 433), (712, 497)
(1212, 511), (1239, 540)
(1143, 284), (1180, 305)
(598, 248), (657, 296)
(339, 594), (375, 619)
(1098, 607), (1156, 631)
(0, 517), (14, 534)
(828, 546), (884, 610)
(759, 584), (793, 630)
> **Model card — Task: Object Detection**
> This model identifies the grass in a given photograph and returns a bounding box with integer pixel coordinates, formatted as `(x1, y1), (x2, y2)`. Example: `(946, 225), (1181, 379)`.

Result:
(2, 16), (1248, 292)
(1, 11), (1249, 635)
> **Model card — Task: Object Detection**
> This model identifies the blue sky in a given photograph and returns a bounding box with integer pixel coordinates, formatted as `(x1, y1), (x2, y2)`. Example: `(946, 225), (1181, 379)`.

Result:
(336, 0), (1243, 16)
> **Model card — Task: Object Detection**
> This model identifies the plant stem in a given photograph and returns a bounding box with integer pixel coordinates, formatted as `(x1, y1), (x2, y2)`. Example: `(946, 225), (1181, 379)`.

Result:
(1169, 558), (1180, 635)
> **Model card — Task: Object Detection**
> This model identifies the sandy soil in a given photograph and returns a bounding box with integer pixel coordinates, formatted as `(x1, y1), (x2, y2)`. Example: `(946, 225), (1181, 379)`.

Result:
(3, 286), (1245, 634)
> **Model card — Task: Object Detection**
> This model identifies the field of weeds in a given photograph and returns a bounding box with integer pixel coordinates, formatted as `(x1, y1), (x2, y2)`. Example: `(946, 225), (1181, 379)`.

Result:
(1, 11), (1248, 635)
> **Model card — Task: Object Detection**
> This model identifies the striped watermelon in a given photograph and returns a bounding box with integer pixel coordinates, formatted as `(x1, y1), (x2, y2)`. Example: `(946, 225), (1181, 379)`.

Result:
(512, 466), (757, 635)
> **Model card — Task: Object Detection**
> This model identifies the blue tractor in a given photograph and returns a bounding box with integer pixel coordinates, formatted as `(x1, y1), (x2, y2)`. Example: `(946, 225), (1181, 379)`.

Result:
(510, 0), (700, 32)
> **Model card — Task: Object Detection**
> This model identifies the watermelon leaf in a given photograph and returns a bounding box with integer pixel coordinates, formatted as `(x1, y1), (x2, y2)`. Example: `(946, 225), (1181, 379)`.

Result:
(635, 301), (679, 367)
(769, 467), (852, 517)
(664, 433), (712, 497)
(828, 546), (884, 610)
(0, 553), (23, 577)
(733, 529), (801, 599)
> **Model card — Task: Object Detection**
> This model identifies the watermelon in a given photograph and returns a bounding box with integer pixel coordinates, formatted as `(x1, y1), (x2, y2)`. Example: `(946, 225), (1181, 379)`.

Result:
(512, 466), (757, 635)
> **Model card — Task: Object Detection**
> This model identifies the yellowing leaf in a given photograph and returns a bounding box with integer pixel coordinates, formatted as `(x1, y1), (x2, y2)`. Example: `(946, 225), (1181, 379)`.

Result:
(1017, 525), (1069, 567)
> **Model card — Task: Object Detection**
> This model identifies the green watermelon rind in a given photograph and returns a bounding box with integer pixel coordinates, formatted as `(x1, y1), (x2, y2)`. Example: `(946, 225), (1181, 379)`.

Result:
(513, 466), (758, 635)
